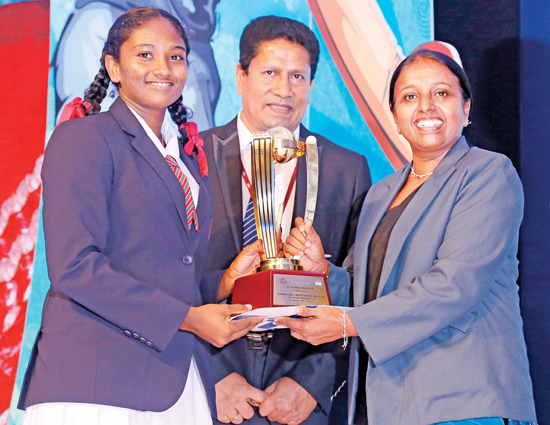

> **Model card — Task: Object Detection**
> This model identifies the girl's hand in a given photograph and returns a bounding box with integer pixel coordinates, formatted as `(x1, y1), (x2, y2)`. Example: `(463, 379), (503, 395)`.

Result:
(180, 303), (264, 347)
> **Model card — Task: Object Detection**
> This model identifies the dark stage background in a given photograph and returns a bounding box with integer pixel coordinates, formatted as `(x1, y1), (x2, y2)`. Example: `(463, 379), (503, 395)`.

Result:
(435, 0), (550, 422)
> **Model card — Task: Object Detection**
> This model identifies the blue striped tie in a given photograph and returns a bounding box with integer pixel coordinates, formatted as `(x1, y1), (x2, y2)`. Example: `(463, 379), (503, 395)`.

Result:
(242, 196), (258, 247)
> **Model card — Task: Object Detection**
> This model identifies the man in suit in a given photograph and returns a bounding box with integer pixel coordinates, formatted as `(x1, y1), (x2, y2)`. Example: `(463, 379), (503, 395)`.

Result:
(201, 15), (371, 424)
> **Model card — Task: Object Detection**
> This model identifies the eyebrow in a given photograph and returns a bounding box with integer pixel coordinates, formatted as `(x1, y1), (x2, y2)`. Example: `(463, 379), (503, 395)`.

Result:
(398, 81), (453, 92)
(132, 43), (187, 52)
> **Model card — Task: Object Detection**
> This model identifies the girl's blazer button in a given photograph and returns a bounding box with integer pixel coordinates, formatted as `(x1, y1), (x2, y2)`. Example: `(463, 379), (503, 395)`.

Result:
(183, 255), (193, 265)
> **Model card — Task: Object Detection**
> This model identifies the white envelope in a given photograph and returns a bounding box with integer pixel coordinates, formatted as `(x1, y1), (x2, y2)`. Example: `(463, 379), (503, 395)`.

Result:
(230, 305), (353, 332)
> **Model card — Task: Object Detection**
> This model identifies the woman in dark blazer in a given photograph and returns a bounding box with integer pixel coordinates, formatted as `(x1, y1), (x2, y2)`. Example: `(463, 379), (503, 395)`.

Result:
(279, 50), (537, 425)
(18, 7), (262, 425)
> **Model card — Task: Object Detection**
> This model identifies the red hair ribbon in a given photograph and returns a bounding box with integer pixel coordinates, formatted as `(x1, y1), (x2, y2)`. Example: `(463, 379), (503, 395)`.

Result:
(179, 122), (208, 177)
(56, 97), (92, 128)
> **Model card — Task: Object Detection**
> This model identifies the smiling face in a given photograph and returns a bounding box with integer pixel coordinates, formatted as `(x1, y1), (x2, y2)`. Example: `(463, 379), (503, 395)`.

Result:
(237, 38), (314, 133)
(392, 57), (471, 160)
(105, 17), (188, 121)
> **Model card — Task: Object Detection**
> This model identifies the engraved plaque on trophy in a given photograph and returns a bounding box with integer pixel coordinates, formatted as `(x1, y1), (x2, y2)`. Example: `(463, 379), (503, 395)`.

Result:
(232, 127), (331, 309)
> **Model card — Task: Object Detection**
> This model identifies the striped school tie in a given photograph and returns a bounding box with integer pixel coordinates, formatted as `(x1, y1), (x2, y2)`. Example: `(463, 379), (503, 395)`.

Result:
(242, 196), (258, 247)
(165, 155), (198, 232)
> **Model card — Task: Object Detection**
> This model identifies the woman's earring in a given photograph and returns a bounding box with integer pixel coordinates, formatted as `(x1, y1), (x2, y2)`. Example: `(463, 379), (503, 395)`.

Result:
(396, 125), (401, 134)
(465, 119), (472, 127)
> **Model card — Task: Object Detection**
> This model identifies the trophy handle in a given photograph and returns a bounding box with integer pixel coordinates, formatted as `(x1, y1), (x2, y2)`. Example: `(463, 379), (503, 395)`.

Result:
(304, 136), (319, 223)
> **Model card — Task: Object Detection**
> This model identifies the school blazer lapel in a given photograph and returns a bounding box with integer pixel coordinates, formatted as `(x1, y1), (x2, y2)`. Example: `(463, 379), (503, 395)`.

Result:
(179, 141), (212, 243)
(110, 98), (193, 241)
(376, 137), (471, 298)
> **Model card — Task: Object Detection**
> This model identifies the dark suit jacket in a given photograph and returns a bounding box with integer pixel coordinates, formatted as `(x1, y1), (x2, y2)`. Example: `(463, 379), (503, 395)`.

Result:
(200, 117), (371, 423)
(19, 98), (221, 414)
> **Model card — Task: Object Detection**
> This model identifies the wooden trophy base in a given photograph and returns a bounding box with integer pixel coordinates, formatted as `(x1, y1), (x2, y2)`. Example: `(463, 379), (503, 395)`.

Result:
(232, 262), (331, 309)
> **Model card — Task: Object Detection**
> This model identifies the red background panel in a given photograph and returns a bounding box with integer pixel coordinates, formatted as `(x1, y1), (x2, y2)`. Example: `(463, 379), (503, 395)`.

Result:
(0, 1), (49, 201)
(0, 0), (49, 416)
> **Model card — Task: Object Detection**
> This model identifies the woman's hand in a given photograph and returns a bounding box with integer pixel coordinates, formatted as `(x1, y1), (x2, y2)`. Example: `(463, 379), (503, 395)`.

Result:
(274, 307), (357, 346)
(219, 240), (263, 301)
(283, 218), (326, 273)
(180, 303), (264, 348)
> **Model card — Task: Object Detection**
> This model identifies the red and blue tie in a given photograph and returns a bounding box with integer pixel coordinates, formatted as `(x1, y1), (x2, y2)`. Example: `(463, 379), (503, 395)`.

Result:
(165, 155), (198, 232)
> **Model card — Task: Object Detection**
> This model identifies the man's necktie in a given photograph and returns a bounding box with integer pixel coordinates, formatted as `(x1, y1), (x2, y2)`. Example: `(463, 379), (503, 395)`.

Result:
(242, 196), (258, 247)
(165, 155), (199, 232)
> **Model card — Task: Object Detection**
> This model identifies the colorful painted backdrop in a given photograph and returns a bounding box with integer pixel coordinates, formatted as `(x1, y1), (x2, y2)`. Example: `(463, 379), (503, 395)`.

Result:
(0, 1), (432, 423)
(0, 2), (49, 424)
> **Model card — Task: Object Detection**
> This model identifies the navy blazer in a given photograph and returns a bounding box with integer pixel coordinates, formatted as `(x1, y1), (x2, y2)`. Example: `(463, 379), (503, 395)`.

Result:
(200, 117), (371, 423)
(327, 137), (537, 424)
(19, 98), (220, 414)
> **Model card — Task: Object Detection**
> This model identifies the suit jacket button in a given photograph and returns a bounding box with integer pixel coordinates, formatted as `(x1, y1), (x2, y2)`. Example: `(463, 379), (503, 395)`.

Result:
(183, 255), (193, 265)
(139, 337), (146, 344)
(132, 332), (139, 339)
(146, 341), (153, 347)
(124, 330), (132, 337)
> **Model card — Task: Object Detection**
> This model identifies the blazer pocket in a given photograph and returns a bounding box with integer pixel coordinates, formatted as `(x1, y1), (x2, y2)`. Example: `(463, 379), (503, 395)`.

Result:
(449, 311), (478, 333)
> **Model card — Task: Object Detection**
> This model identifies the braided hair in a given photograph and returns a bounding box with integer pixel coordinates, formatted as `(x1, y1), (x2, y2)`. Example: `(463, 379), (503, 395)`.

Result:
(83, 7), (192, 138)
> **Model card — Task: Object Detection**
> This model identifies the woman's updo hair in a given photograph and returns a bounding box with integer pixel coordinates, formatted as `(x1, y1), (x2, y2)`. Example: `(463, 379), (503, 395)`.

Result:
(388, 49), (473, 113)
(83, 7), (192, 131)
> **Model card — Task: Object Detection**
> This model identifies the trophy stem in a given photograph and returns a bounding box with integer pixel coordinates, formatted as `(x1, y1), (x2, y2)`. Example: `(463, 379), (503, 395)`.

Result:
(253, 136), (279, 258)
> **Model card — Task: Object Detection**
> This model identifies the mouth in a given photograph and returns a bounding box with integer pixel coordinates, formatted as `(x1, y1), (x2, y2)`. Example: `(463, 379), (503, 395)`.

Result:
(414, 118), (443, 128)
(267, 103), (292, 114)
(146, 81), (174, 87)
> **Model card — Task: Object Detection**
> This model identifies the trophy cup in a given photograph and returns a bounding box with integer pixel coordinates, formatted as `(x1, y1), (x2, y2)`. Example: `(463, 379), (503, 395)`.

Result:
(231, 127), (331, 309)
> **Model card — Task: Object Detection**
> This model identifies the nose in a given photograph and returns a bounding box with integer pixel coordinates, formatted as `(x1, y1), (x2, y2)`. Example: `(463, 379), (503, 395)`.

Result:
(418, 94), (435, 113)
(272, 74), (291, 98)
(153, 56), (170, 78)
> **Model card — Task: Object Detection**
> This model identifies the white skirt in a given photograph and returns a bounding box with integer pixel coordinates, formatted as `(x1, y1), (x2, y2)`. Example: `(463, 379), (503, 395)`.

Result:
(23, 357), (213, 425)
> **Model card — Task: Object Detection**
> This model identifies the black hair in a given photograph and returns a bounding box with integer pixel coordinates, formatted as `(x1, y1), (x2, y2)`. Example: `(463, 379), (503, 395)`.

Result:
(388, 49), (473, 112)
(239, 15), (320, 80)
(83, 7), (192, 132)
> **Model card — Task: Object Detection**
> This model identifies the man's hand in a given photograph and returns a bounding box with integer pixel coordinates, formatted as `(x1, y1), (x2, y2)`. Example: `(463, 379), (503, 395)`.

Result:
(216, 373), (268, 424)
(258, 377), (317, 424)
(283, 218), (326, 273)
(219, 240), (263, 301)
(180, 304), (264, 348)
